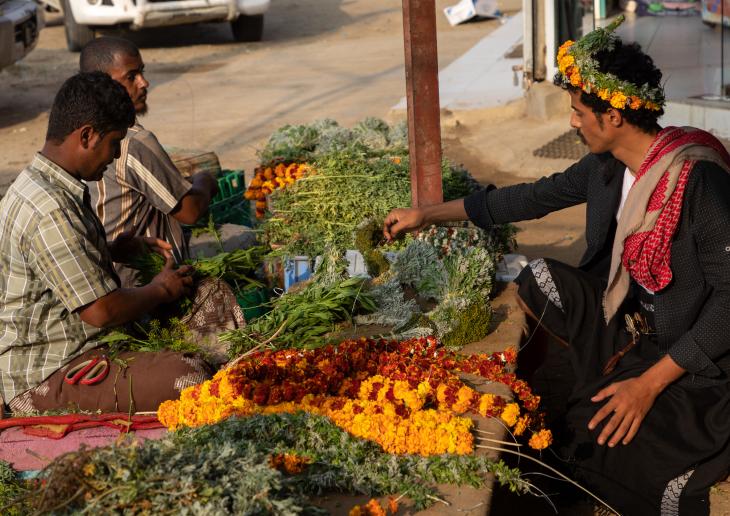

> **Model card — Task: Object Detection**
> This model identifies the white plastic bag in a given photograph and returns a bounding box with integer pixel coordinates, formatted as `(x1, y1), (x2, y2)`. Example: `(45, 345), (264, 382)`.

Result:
(443, 0), (499, 26)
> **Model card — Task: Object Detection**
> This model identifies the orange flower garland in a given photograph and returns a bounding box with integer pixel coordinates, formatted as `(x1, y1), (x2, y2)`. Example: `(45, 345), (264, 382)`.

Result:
(158, 336), (552, 454)
(244, 162), (311, 218)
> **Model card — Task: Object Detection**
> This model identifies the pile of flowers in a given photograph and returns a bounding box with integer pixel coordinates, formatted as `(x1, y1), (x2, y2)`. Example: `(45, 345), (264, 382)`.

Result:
(159, 336), (552, 455)
(244, 162), (311, 218)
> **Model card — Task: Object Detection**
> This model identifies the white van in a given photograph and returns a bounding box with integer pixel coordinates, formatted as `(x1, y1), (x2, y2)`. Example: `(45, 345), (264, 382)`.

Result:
(46, 0), (269, 51)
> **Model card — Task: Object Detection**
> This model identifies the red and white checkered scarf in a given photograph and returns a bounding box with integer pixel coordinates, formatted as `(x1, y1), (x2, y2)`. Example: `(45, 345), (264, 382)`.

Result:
(603, 126), (730, 322)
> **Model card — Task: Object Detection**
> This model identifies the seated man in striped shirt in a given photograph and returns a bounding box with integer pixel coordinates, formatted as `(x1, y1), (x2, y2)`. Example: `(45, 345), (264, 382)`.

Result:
(0, 72), (211, 415)
(80, 37), (219, 288)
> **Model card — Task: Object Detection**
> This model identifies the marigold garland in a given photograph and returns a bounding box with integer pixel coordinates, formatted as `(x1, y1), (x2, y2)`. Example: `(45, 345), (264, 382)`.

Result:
(158, 336), (551, 455)
(244, 162), (311, 218)
(556, 15), (664, 112)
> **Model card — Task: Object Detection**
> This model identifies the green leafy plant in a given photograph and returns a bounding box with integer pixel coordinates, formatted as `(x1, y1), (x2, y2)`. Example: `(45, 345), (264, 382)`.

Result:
(101, 318), (201, 355)
(15, 413), (530, 514)
(222, 276), (377, 356)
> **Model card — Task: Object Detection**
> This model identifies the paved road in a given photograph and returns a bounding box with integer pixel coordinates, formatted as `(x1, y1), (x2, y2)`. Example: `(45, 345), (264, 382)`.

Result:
(0, 0), (509, 192)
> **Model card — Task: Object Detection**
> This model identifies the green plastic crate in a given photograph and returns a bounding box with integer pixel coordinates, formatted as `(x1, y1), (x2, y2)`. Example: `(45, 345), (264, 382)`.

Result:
(208, 170), (253, 227)
(235, 287), (271, 321)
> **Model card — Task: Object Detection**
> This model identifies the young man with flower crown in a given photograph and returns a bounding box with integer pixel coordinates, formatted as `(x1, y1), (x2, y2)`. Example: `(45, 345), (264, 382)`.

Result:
(383, 16), (730, 515)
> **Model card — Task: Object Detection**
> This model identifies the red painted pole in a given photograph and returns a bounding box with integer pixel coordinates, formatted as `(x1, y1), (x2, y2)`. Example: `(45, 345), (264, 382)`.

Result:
(402, 0), (444, 208)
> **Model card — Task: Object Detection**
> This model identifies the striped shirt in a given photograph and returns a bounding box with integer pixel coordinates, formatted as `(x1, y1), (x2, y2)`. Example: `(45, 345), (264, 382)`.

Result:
(88, 122), (192, 288)
(0, 154), (119, 402)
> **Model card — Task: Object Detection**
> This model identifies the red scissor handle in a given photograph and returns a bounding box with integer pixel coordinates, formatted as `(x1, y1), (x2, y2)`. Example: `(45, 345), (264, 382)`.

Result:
(64, 357), (110, 386)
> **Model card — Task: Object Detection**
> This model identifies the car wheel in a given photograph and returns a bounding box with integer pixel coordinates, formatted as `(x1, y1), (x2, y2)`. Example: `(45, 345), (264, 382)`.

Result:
(231, 14), (264, 42)
(62, 0), (95, 52)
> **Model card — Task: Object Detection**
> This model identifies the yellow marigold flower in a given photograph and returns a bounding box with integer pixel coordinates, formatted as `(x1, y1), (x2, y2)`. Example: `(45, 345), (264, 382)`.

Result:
(598, 88), (610, 101)
(645, 100), (660, 111)
(477, 393), (495, 417)
(557, 40), (574, 61)
(417, 381), (432, 399)
(610, 92), (628, 109)
(500, 402), (520, 427)
(529, 429), (553, 450)
(569, 70), (582, 87)
(558, 55), (575, 74)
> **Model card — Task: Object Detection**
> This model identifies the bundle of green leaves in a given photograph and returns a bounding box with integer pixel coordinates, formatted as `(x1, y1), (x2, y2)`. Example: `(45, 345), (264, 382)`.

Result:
(129, 246), (267, 288)
(10, 413), (528, 514)
(222, 275), (377, 357)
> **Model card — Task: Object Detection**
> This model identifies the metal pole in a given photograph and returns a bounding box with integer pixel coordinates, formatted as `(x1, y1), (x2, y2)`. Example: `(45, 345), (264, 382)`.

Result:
(402, 0), (443, 208)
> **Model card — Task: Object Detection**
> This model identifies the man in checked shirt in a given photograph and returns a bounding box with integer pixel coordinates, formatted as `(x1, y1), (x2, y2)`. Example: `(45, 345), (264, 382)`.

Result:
(0, 73), (212, 416)
(80, 37), (219, 288)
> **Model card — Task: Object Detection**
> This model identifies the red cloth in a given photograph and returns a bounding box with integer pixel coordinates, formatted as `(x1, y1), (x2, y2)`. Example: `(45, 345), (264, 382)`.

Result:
(0, 413), (163, 439)
(622, 127), (730, 292)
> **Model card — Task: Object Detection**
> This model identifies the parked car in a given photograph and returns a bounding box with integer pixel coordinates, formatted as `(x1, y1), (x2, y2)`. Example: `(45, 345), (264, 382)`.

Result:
(42, 0), (269, 51)
(0, 0), (41, 70)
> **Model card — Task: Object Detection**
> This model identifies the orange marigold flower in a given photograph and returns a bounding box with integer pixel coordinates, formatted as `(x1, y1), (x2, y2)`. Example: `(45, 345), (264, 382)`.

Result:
(263, 167), (274, 180)
(388, 497), (398, 514)
(529, 429), (553, 450)
(629, 96), (643, 110)
(569, 70), (582, 87)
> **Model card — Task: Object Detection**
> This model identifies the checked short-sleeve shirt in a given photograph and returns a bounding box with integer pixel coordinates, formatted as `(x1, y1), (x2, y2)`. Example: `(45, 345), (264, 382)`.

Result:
(0, 154), (119, 402)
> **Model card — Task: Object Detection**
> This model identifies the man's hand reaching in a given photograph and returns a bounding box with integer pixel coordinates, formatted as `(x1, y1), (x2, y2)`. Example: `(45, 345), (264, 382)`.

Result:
(383, 208), (426, 241)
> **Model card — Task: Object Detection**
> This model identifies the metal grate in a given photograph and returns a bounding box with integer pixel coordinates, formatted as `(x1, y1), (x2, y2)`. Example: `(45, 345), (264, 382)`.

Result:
(533, 130), (588, 160)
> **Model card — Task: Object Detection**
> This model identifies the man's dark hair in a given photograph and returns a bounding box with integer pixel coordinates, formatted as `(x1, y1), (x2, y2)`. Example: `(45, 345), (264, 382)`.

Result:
(79, 37), (140, 73)
(554, 40), (664, 133)
(46, 72), (135, 143)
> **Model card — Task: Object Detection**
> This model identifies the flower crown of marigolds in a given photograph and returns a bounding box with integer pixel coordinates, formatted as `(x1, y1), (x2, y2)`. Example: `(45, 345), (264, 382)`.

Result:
(556, 14), (665, 112)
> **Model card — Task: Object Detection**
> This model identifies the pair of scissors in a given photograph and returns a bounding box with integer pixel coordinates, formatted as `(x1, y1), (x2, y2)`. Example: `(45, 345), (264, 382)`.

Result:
(64, 356), (110, 386)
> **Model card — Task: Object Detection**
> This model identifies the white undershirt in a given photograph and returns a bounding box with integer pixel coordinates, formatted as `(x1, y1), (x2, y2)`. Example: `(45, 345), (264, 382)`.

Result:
(615, 167), (635, 222)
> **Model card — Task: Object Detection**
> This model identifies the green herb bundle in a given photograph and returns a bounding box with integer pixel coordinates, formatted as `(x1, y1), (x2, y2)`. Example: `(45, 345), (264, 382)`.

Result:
(262, 151), (412, 258)
(12, 413), (529, 514)
(222, 276), (377, 356)
(129, 246), (267, 290)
